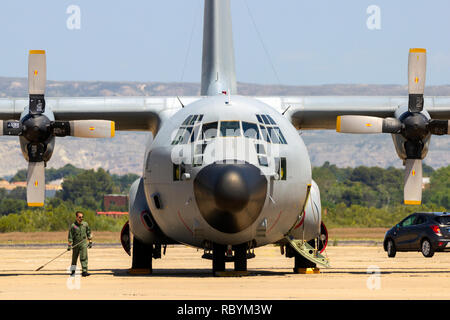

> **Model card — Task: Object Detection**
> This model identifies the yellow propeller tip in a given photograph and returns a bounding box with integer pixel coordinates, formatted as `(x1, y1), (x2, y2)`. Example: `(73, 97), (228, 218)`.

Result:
(29, 50), (46, 55)
(336, 116), (341, 132)
(409, 48), (426, 53)
(28, 203), (44, 207)
(404, 200), (421, 205)
(111, 121), (115, 138)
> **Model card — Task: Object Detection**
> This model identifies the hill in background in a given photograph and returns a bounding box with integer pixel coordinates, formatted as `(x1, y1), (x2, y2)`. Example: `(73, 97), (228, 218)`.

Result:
(0, 77), (448, 177)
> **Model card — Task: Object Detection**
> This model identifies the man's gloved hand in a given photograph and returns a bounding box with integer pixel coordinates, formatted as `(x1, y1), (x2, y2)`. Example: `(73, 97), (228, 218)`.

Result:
(88, 241), (92, 249)
(67, 245), (72, 251)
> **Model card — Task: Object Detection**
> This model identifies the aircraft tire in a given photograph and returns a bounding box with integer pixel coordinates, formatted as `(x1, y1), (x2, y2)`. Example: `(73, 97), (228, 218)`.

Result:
(131, 236), (153, 271)
(234, 243), (247, 271)
(212, 243), (226, 274)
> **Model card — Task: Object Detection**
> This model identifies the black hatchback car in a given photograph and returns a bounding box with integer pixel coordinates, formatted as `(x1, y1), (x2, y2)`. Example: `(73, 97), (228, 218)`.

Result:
(384, 212), (450, 257)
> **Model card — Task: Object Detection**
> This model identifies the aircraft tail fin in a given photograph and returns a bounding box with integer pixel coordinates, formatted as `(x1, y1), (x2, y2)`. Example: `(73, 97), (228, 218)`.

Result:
(200, 0), (237, 96)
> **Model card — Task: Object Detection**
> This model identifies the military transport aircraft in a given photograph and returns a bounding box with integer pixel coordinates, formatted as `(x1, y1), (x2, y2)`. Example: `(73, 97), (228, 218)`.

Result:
(0, 0), (449, 274)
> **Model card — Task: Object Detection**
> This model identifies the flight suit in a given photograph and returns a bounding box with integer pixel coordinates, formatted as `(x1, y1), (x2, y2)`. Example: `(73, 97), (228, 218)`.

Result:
(68, 221), (92, 273)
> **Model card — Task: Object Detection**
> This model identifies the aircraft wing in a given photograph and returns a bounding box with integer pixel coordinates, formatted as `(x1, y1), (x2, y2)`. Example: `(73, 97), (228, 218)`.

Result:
(255, 96), (450, 130)
(0, 96), (202, 135)
(2, 95), (450, 133)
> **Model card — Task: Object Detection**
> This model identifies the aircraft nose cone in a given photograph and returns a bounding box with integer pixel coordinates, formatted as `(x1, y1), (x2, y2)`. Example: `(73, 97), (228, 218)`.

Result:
(194, 162), (267, 234)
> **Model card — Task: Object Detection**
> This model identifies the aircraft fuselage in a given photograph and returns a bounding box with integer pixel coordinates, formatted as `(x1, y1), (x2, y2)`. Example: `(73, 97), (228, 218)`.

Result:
(141, 95), (312, 248)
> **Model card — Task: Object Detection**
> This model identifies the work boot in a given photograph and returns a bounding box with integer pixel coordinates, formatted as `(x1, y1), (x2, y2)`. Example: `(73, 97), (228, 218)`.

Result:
(82, 271), (90, 277)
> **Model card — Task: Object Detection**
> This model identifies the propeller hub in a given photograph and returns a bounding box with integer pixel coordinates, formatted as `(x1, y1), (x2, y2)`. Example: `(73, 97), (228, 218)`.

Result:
(402, 113), (429, 141)
(22, 114), (51, 143)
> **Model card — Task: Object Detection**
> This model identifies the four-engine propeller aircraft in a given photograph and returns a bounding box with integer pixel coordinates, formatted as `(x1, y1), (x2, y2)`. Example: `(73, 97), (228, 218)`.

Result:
(0, 0), (449, 274)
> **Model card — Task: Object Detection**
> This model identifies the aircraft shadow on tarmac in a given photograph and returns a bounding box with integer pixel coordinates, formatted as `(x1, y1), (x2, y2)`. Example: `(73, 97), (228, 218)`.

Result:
(110, 268), (292, 278)
(108, 267), (450, 277)
(1, 267), (450, 278)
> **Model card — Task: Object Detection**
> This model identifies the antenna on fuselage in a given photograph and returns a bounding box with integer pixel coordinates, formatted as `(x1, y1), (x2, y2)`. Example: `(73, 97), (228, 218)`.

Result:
(177, 96), (185, 108)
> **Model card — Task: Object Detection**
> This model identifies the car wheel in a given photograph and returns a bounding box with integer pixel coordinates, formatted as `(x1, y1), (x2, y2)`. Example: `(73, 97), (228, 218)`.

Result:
(421, 239), (434, 258)
(387, 239), (396, 258)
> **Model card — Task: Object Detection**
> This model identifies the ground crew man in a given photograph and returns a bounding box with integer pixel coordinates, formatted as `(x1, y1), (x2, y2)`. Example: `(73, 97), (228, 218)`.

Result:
(68, 211), (93, 277)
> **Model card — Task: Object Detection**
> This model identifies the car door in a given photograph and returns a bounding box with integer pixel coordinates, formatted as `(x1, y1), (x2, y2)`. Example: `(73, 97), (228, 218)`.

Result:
(408, 215), (426, 250)
(394, 214), (417, 250)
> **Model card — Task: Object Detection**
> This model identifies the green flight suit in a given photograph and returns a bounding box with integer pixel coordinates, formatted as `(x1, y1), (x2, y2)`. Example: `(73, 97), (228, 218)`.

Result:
(68, 221), (92, 272)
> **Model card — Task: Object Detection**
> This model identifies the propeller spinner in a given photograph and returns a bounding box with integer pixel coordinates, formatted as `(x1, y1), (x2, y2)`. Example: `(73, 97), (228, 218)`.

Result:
(336, 48), (449, 205)
(0, 50), (115, 206)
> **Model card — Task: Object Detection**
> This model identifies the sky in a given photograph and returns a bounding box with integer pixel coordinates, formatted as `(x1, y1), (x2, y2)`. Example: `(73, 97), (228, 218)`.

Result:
(0, 0), (450, 86)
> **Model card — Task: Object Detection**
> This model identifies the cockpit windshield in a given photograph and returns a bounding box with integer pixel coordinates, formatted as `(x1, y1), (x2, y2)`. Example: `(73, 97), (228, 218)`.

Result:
(201, 122), (218, 140)
(172, 114), (287, 145)
(220, 121), (241, 137)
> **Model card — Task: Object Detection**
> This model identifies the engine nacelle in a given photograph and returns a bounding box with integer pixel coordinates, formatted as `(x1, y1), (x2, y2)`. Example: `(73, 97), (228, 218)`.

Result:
(128, 177), (176, 245)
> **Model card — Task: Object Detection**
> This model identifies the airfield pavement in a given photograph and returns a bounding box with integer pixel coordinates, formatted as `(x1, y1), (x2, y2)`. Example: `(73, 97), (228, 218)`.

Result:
(0, 244), (449, 300)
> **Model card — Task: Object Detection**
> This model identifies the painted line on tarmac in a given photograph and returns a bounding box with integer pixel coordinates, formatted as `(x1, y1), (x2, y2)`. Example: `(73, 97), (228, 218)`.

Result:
(0, 243), (122, 248)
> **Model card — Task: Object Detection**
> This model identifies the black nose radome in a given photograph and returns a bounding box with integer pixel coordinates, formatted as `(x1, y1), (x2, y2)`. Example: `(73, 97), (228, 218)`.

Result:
(194, 162), (267, 234)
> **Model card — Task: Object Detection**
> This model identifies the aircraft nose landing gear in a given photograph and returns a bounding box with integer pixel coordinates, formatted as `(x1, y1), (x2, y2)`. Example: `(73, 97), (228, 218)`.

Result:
(202, 241), (255, 276)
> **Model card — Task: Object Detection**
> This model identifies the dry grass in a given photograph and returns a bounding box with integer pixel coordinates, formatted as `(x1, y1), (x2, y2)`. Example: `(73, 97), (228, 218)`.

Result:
(0, 231), (120, 244)
(0, 228), (388, 244)
(328, 228), (388, 240)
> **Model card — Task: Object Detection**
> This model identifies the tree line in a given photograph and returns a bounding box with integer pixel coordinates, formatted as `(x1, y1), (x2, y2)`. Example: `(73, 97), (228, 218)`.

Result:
(315, 162), (448, 227)
(0, 163), (448, 231)
(0, 164), (138, 232)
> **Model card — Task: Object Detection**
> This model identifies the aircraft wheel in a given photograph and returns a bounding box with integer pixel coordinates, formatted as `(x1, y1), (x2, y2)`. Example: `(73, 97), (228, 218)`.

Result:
(234, 243), (247, 271)
(131, 236), (153, 271)
(212, 243), (226, 274)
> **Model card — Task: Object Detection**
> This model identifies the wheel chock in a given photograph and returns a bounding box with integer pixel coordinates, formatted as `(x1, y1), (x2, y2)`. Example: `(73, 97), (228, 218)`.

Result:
(293, 267), (320, 274)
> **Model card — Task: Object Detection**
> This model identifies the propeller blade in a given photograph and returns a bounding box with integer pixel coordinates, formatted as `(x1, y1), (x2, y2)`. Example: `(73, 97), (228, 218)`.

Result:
(336, 116), (384, 133)
(408, 48), (426, 113)
(69, 120), (115, 138)
(28, 50), (46, 95)
(28, 50), (46, 115)
(27, 161), (45, 207)
(428, 119), (449, 135)
(404, 159), (422, 205)
(0, 120), (22, 136)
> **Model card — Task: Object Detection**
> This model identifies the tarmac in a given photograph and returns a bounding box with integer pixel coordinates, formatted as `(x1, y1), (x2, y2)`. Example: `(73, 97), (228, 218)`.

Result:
(0, 244), (449, 299)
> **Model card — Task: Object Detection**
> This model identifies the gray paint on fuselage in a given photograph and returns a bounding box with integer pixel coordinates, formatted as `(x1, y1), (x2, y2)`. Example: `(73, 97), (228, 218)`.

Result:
(143, 95), (311, 247)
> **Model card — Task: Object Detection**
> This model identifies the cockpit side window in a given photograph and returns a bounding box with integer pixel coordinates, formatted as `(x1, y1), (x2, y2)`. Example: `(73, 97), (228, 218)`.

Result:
(256, 114), (287, 145)
(261, 114), (271, 125)
(188, 115), (198, 125)
(172, 114), (204, 145)
(266, 115), (276, 125)
(182, 115), (193, 126)
(219, 121), (241, 137)
(259, 125), (272, 143)
(273, 127), (287, 144)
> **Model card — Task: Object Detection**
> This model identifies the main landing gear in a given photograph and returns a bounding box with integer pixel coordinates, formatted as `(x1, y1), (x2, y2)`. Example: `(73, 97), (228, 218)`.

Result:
(129, 236), (163, 275)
